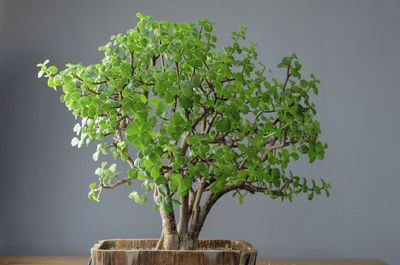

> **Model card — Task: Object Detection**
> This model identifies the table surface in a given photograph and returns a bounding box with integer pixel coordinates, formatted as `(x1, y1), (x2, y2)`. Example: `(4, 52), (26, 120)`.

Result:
(0, 256), (388, 265)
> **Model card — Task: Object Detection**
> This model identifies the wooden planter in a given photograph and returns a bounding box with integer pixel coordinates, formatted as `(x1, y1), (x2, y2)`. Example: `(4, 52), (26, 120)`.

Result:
(90, 239), (257, 265)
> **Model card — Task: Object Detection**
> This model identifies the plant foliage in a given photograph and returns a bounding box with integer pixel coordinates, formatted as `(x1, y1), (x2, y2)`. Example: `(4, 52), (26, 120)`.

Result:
(38, 13), (330, 214)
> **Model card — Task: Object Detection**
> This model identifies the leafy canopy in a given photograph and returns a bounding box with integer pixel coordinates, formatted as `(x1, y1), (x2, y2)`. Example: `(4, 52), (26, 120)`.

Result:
(38, 13), (330, 213)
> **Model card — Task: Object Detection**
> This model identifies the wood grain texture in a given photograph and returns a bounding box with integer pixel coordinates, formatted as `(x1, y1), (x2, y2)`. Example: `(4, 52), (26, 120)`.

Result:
(90, 239), (257, 265)
(0, 256), (389, 265)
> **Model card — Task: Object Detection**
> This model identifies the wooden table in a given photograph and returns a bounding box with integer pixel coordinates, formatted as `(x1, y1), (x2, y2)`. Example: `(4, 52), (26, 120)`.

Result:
(0, 256), (389, 265)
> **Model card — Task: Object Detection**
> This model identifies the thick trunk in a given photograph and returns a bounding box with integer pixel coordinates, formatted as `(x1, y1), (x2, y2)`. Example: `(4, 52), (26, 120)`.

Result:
(156, 180), (231, 250)
(163, 230), (180, 250)
(157, 226), (199, 250)
(157, 207), (199, 250)
(157, 208), (180, 250)
(179, 232), (197, 250)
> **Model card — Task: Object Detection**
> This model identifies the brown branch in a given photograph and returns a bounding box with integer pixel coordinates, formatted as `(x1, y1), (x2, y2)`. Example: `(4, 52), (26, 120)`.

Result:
(130, 51), (135, 76)
(220, 78), (235, 83)
(193, 175), (293, 237)
(253, 110), (276, 128)
(180, 132), (191, 155)
(170, 95), (178, 113)
(92, 80), (108, 85)
(241, 182), (284, 196)
(196, 84), (206, 95)
(73, 73), (101, 95)
(204, 113), (216, 134)
(192, 183), (242, 238)
(159, 39), (166, 73)
(189, 180), (207, 236)
(114, 132), (136, 169)
(93, 176), (131, 192)
(188, 188), (196, 217)
(175, 62), (180, 88)
(177, 193), (189, 235)
(261, 135), (309, 162)
(198, 25), (203, 39)
(282, 58), (292, 93)
(191, 108), (210, 130)
(179, 108), (210, 156)
(190, 67), (196, 81)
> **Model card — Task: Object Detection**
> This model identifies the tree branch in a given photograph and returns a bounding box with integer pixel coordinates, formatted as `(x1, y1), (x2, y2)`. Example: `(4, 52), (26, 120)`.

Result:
(93, 176), (131, 192)
(189, 180), (206, 235)
(130, 51), (135, 76)
(177, 194), (189, 235)
(261, 135), (309, 162)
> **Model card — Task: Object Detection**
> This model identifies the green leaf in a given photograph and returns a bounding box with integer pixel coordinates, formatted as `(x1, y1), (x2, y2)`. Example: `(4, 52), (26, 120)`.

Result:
(173, 54), (181, 62)
(204, 24), (213, 32)
(250, 97), (259, 109)
(271, 168), (280, 178)
(239, 104), (249, 114)
(126, 123), (139, 136)
(158, 184), (168, 196)
(300, 79), (308, 88)
(210, 180), (224, 193)
(312, 85), (319, 95)
(156, 101), (168, 115)
(282, 57), (291, 65)
(71, 137), (80, 146)
(161, 197), (173, 213)
(129, 191), (147, 204)
(172, 199), (181, 205)
(92, 151), (99, 161)
(215, 118), (231, 133)
(178, 95), (193, 109)
(47, 77), (55, 87)
(73, 123), (81, 135)
(48, 66), (58, 74)
(248, 165), (256, 177)
(151, 167), (160, 179)
(177, 187), (188, 197)
(181, 176), (192, 190)
(109, 163), (117, 173)
(88, 105), (97, 117)
(302, 183), (308, 193)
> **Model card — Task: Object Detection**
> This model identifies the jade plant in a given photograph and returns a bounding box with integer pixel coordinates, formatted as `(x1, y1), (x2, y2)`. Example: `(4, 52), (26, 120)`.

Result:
(37, 13), (330, 250)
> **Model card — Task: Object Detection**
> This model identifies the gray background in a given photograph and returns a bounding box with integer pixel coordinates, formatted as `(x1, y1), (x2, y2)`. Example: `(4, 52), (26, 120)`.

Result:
(1, 0), (399, 264)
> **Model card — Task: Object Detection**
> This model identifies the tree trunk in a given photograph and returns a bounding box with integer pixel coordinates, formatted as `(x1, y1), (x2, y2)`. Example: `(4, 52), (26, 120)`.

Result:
(158, 208), (180, 250)
(157, 223), (199, 250)
(179, 232), (197, 250)
(158, 207), (199, 250)
(156, 180), (230, 250)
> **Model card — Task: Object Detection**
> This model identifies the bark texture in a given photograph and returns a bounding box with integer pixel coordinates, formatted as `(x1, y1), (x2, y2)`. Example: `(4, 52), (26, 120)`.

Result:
(158, 208), (180, 250)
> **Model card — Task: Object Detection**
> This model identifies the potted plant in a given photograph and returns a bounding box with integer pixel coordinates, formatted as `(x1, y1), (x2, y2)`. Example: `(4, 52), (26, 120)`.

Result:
(37, 13), (330, 265)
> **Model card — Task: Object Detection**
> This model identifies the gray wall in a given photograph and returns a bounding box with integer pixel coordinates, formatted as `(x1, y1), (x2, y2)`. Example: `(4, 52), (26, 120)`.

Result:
(1, 0), (399, 264)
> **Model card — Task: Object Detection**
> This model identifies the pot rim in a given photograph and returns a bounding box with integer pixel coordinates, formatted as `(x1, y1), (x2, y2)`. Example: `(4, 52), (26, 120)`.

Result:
(91, 238), (257, 253)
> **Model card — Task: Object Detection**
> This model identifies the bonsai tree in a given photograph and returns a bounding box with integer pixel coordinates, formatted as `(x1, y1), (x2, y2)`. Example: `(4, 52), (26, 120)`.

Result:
(37, 13), (330, 250)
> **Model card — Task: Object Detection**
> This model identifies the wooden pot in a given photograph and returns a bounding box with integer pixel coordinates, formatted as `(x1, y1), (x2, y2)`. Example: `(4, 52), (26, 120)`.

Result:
(90, 239), (257, 265)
